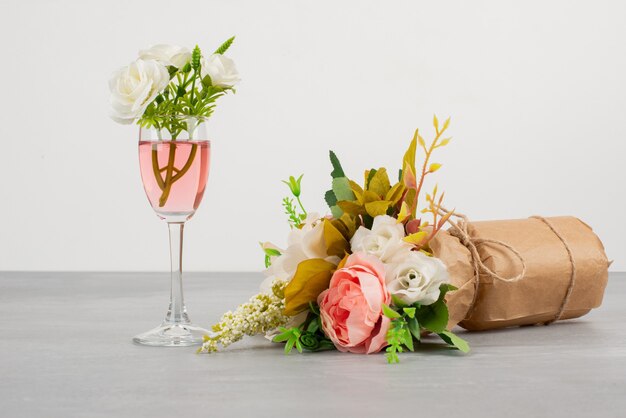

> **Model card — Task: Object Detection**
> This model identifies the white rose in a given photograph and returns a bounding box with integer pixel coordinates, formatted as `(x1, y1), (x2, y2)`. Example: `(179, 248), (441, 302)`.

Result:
(139, 44), (191, 69)
(385, 251), (449, 306)
(259, 213), (339, 293)
(350, 215), (413, 263)
(201, 54), (240, 88)
(109, 59), (169, 124)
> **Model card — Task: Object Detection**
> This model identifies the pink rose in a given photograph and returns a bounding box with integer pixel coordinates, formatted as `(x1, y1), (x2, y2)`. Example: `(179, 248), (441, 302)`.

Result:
(317, 252), (391, 354)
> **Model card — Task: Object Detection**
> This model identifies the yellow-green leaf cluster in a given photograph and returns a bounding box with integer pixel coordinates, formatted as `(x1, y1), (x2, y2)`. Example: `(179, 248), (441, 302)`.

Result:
(336, 168), (406, 221)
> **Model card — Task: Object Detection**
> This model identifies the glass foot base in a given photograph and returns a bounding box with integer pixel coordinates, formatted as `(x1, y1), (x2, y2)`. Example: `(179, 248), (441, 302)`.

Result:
(133, 322), (211, 347)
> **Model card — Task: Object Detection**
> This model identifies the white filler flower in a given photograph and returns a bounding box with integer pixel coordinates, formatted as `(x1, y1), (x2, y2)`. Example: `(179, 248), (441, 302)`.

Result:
(350, 215), (413, 263)
(109, 59), (169, 124)
(385, 251), (449, 306)
(201, 54), (240, 88)
(139, 44), (191, 69)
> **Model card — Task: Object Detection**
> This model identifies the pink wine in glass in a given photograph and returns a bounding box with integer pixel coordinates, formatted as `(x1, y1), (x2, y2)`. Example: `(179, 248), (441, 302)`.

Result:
(139, 141), (210, 222)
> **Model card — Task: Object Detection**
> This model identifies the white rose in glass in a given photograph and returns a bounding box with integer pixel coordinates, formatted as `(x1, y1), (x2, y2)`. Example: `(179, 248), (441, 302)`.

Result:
(201, 54), (241, 88)
(350, 215), (413, 263)
(139, 44), (191, 69)
(109, 59), (169, 124)
(385, 251), (449, 306)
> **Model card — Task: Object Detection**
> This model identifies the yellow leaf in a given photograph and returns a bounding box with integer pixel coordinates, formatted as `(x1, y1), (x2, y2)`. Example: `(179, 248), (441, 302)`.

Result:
(403, 231), (429, 245)
(442, 116), (451, 132)
(439, 137), (451, 147)
(418, 134), (425, 148)
(429, 163), (442, 173)
(368, 167), (391, 197)
(403, 188), (416, 214)
(337, 200), (365, 216)
(362, 190), (381, 204)
(433, 115), (439, 131)
(336, 214), (358, 239)
(365, 200), (392, 217)
(385, 182), (406, 206)
(349, 180), (364, 202)
(337, 254), (349, 270)
(323, 219), (349, 258)
(284, 259), (336, 315)
(402, 134), (417, 186)
(397, 202), (410, 223)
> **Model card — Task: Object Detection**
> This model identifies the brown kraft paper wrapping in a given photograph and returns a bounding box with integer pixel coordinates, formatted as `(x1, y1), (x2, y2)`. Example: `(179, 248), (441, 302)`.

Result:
(429, 216), (609, 331)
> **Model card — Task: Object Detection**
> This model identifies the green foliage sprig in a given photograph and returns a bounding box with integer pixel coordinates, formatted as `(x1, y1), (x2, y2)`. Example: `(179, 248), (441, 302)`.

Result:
(273, 302), (335, 354)
(282, 174), (307, 228)
(382, 284), (470, 364)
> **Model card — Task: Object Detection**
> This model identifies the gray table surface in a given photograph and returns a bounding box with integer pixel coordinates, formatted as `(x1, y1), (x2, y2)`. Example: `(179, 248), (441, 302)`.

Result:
(1, 271), (624, 418)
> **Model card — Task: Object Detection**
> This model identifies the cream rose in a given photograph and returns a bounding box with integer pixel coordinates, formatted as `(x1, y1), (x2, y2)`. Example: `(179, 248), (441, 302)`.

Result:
(200, 54), (240, 88)
(109, 59), (169, 124)
(350, 215), (413, 263)
(385, 251), (449, 306)
(139, 44), (191, 69)
(260, 214), (339, 293)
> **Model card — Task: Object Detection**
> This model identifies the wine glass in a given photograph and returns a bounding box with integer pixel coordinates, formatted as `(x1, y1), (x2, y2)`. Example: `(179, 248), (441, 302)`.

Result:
(133, 115), (212, 346)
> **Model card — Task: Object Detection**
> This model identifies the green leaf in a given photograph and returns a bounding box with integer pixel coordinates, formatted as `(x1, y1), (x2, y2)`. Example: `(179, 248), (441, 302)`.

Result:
(391, 295), (408, 308)
(214, 36), (235, 55)
(191, 45), (201, 70)
(386, 350), (400, 364)
(308, 301), (320, 315)
(403, 328), (414, 351)
(438, 330), (470, 353)
(329, 151), (345, 178)
(306, 320), (319, 334)
(329, 177), (356, 218)
(403, 307), (416, 318)
(316, 340), (336, 351)
(272, 330), (291, 343)
(415, 299), (448, 333)
(332, 177), (355, 201)
(382, 304), (401, 319)
(263, 248), (281, 257)
(407, 317), (421, 341)
(439, 283), (458, 295)
(325, 190), (341, 218)
(284, 337), (295, 354)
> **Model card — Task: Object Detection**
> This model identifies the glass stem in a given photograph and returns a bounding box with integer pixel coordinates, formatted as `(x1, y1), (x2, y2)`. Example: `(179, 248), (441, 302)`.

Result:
(165, 222), (190, 324)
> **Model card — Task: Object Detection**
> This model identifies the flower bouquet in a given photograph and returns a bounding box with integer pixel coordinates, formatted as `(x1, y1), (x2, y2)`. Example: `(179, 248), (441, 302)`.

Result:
(200, 117), (471, 362)
(200, 114), (610, 362)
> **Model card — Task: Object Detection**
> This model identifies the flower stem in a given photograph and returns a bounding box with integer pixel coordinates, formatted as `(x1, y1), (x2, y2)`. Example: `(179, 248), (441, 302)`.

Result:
(159, 143), (178, 207)
(171, 144), (197, 183)
(296, 196), (307, 217)
(151, 147), (165, 191)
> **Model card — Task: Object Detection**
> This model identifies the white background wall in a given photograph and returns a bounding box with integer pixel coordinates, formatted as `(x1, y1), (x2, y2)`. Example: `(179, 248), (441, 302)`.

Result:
(1, 0), (624, 272)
